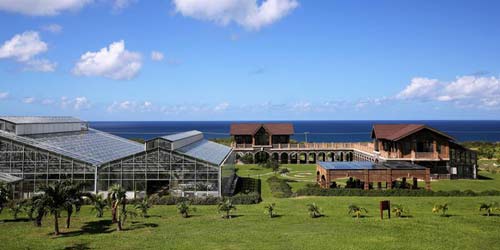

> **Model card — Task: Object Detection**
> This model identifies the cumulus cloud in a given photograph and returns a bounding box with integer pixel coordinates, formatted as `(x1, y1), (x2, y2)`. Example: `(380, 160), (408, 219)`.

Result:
(42, 24), (63, 33)
(172, 0), (299, 30)
(22, 97), (36, 104)
(0, 31), (56, 72)
(0, 0), (92, 16)
(107, 100), (154, 113)
(73, 40), (142, 80)
(396, 75), (500, 109)
(151, 51), (164, 61)
(60, 96), (91, 110)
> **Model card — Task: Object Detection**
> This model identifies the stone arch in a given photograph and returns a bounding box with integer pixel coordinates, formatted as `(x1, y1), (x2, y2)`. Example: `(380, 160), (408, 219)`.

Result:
(272, 152), (279, 162)
(254, 151), (270, 164)
(327, 152), (335, 162)
(316, 171), (320, 182)
(290, 152), (298, 164)
(308, 152), (316, 164)
(317, 152), (326, 162)
(280, 152), (289, 164)
(299, 152), (307, 164)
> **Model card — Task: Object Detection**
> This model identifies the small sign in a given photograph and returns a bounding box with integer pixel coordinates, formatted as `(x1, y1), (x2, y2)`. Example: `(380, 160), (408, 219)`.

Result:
(380, 200), (391, 219)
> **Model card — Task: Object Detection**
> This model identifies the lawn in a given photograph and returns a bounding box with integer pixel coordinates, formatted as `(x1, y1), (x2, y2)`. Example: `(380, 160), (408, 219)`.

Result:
(1, 164), (500, 250)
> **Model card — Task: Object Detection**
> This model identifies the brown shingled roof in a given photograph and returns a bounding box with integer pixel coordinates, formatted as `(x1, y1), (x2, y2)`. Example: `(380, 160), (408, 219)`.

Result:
(230, 123), (294, 135)
(371, 124), (455, 141)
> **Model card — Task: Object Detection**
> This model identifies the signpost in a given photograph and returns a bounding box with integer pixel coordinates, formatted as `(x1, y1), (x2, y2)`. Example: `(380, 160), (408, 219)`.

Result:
(380, 200), (391, 219)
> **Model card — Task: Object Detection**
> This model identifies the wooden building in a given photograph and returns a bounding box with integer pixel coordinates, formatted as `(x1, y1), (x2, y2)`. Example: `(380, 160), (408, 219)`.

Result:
(371, 124), (477, 178)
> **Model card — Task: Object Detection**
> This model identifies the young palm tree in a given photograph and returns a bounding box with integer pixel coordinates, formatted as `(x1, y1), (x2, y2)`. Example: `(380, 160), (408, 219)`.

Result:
(348, 204), (368, 219)
(62, 181), (88, 229)
(34, 182), (69, 235)
(391, 204), (409, 218)
(177, 201), (195, 218)
(8, 200), (25, 219)
(107, 184), (129, 231)
(135, 197), (151, 218)
(264, 203), (277, 218)
(307, 203), (322, 218)
(432, 203), (449, 217)
(479, 202), (499, 216)
(0, 183), (9, 214)
(90, 193), (107, 218)
(217, 199), (237, 219)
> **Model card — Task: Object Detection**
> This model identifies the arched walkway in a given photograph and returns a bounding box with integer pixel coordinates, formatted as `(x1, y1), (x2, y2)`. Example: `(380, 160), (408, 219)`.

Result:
(299, 153), (307, 164)
(280, 153), (289, 164)
(308, 152), (316, 164)
(255, 151), (270, 164)
(317, 152), (326, 162)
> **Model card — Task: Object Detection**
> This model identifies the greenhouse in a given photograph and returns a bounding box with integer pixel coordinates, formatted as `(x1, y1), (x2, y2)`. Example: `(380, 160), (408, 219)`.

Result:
(0, 116), (234, 198)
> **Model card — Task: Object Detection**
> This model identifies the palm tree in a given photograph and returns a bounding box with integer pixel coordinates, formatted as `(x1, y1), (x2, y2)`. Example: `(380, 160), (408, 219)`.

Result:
(479, 202), (499, 216)
(90, 193), (107, 218)
(264, 203), (277, 218)
(34, 182), (69, 235)
(107, 184), (129, 231)
(62, 181), (88, 229)
(217, 199), (236, 219)
(177, 201), (195, 218)
(348, 204), (368, 219)
(0, 183), (9, 214)
(307, 203), (322, 218)
(391, 204), (409, 218)
(135, 197), (151, 218)
(432, 203), (449, 217)
(8, 199), (25, 219)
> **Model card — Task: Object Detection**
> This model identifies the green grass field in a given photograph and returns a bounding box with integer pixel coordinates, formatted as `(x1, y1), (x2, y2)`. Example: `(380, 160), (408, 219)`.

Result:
(1, 164), (500, 250)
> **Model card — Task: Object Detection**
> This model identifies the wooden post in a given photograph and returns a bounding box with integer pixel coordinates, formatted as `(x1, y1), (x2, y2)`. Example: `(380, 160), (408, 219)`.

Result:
(380, 200), (391, 219)
(425, 168), (431, 190)
(363, 169), (369, 190)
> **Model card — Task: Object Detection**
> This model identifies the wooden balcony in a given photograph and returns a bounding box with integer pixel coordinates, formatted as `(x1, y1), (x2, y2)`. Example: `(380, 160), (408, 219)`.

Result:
(232, 142), (375, 153)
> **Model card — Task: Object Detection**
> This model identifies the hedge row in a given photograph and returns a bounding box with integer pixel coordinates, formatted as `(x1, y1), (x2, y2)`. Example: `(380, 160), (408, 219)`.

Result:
(147, 192), (261, 205)
(267, 176), (293, 198)
(296, 184), (500, 197)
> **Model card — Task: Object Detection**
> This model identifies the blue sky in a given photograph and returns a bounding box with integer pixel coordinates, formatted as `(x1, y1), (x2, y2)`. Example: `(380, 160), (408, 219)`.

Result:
(0, 0), (499, 121)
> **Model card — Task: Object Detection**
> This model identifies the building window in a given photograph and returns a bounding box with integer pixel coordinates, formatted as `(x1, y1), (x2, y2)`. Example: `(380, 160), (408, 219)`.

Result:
(416, 141), (433, 152)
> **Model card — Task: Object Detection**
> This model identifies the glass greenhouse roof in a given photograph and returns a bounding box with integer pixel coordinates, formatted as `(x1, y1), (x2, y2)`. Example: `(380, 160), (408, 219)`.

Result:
(177, 139), (231, 165)
(162, 130), (202, 142)
(0, 173), (23, 183)
(0, 116), (83, 124)
(26, 129), (144, 165)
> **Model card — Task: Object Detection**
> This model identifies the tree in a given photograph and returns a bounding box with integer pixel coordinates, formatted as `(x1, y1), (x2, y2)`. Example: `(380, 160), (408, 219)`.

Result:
(90, 193), (107, 218)
(432, 203), (449, 217)
(264, 203), (277, 218)
(177, 201), (195, 218)
(33, 182), (70, 235)
(217, 199), (236, 219)
(0, 183), (9, 214)
(348, 204), (368, 219)
(107, 184), (131, 231)
(7, 199), (26, 219)
(307, 203), (322, 218)
(135, 197), (151, 218)
(391, 204), (409, 218)
(62, 181), (88, 229)
(479, 202), (499, 216)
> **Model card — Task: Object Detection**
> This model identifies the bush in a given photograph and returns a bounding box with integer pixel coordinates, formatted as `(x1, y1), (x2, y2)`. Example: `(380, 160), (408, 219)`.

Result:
(230, 192), (261, 204)
(240, 154), (254, 164)
(148, 195), (222, 205)
(267, 176), (293, 198)
(295, 185), (500, 197)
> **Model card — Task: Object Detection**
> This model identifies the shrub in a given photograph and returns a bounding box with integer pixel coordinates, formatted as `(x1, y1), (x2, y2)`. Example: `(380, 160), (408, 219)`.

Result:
(177, 201), (196, 218)
(240, 154), (254, 164)
(267, 176), (293, 198)
(432, 203), (449, 216)
(348, 204), (368, 219)
(218, 199), (236, 219)
(391, 204), (409, 218)
(148, 195), (222, 206)
(479, 202), (500, 216)
(264, 203), (277, 218)
(230, 192), (261, 205)
(307, 203), (322, 218)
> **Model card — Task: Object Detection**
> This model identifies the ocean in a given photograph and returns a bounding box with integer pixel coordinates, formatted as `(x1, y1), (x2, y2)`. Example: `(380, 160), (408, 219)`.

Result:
(89, 120), (500, 143)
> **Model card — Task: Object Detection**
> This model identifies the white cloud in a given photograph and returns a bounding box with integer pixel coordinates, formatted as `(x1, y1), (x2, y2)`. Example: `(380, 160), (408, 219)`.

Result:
(0, 31), (56, 72)
(41, 99), (55, 105)
(396, 75), (500, 109)
(73, 40), (142, 80)
(112, 0), (136, 10)
(24, 59), (57, 72)
(396, 77), (440, 100)
(0, 0), (92, 16)
(107, 100), (154, 113)
(22, 97), (35, 104)
(42, 24), (63, 33)
(214, 102), (229, 112)
(60, 96), (91, 110)
(0, 92), (9, 100)
(172, 0), (299, 30)
(0, 31), (47, 62)
(151, 51), (164, 61)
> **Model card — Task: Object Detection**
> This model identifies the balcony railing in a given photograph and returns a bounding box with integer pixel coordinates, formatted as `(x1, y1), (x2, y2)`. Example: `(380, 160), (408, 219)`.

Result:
(232, 142), (375, 152)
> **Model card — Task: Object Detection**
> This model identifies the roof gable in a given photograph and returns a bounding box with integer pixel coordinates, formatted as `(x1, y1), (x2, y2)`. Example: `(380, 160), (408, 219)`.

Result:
(230, 123), (294, 135)
(372, 124), (455, 141)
